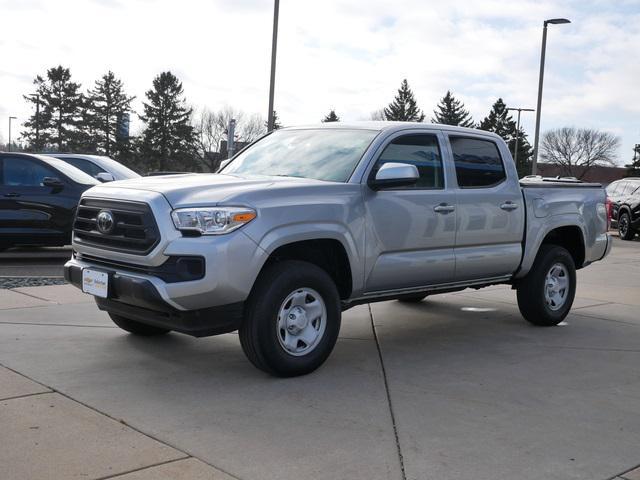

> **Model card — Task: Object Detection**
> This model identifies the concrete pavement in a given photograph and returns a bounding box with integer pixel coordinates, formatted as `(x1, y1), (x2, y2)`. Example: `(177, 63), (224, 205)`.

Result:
(1, 236), (639, 480)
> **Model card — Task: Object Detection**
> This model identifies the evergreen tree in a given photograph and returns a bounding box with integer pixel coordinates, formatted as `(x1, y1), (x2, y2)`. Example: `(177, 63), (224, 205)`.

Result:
(322, 109), (340, 122)
(139, 71), (199, 172)
(21, 66), (85, 151)
(626, 144), (640, 177)
(265, 111), (283, 130)
(479, 98), (532, 177)
(86, 71), (135, 158)
(383, 79), (425, 122)
(431, 90), (474, 127)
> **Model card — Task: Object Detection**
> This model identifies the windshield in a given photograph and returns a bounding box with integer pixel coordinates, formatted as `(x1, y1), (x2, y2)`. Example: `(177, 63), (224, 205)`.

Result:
(41, 156), (99, 185)
(221, 128), (379, 182)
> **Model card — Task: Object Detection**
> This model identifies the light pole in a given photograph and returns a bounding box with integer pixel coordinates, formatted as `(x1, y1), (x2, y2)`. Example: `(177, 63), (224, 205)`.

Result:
(267, 0), (280, 132)
(506, 107), (534, 169)
(8, 116), (17, 152)
(531, 17), (571, 175)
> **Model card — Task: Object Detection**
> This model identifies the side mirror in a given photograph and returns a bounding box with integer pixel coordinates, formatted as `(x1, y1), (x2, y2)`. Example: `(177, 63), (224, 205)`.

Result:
(369, 162), (419, 191)
(96, 172), (115, 182)
(42, 177), (65, 190)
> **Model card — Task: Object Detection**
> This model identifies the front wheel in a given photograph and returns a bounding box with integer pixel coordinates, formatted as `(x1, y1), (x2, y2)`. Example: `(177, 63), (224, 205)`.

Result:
(239, 260), (341, 377)
(516, 245), (576, 326)
(618, 212), (635, 240)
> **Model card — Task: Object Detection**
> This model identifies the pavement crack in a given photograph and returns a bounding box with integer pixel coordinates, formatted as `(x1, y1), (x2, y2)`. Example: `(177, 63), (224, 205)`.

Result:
(0, 361), (245, 480)
(368, 304), (407, 480)
(94, 456), (190, 480)
(0, 321), (116, 329)
(0, 390), (51, 402)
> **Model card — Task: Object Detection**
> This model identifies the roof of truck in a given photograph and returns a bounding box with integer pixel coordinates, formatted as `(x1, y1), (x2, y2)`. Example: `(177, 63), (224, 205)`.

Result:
(284, 121), (503, 140)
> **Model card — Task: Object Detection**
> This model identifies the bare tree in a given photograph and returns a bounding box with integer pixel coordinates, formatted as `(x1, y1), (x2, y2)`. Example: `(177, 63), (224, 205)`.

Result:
(540, 127), (620, 179)
(193, 106), (266, 171)
(369, 109), (386, 121)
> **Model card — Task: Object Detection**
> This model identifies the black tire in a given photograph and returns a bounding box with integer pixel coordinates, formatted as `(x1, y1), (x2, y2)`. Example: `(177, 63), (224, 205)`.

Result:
(397, 293), (428, 303)
(109, 313), (170, 336)
(239, 260), (341, 377)
(516, 245), (576, 326)
(618, 212), (635, 240)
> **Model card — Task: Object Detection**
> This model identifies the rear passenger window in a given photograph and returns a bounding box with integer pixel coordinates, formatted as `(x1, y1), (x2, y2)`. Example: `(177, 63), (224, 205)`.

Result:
(374, 134), (444, 189)
(450, 136), (506, 188)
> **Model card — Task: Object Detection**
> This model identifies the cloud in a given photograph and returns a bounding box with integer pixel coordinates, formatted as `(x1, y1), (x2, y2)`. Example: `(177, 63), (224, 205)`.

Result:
(0, 0), (637, 162)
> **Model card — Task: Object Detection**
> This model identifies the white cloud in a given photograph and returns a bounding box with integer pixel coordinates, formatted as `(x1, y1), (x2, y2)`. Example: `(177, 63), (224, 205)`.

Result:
(0, 0), (638, 162)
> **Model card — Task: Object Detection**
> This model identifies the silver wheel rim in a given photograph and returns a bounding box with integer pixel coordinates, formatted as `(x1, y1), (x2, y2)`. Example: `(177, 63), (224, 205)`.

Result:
(544, 263), (569, 311)
(276, 287), (327, 356)
(620, 215), (629, 237)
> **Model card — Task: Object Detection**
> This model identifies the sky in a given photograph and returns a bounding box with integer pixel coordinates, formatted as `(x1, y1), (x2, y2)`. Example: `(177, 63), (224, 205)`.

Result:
(0, 0), (638, 164)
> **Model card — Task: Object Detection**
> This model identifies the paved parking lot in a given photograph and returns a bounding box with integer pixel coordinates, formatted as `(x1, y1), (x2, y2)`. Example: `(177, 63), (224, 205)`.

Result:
(1, 236), (639, 480)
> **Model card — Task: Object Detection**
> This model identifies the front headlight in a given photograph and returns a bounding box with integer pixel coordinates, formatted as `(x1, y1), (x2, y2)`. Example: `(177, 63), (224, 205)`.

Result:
(171, 207), (256, 235)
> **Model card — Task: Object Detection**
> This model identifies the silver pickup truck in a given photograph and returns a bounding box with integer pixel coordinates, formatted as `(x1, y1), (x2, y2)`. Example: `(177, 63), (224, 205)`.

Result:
(65, 123), (612, 376)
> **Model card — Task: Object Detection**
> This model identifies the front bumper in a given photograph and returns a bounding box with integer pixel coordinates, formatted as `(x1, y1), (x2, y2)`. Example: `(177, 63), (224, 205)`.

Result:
(64, 261), (244, 337)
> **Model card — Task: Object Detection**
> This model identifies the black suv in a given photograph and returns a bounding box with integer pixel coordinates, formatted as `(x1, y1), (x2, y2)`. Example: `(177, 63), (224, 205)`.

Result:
(606, 177), (640, 240)
(0, 152), (98, 250)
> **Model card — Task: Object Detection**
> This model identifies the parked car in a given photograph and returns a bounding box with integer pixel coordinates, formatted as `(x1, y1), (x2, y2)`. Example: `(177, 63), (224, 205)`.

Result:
(606, 177), (640, 240)
(0, 152), (99, 250)
(48, 154), (140, 182)
(64, 123), (611, 376)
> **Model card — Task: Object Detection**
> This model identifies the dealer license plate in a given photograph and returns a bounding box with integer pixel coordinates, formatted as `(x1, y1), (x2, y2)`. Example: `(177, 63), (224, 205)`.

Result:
(82, 269), (109, 298)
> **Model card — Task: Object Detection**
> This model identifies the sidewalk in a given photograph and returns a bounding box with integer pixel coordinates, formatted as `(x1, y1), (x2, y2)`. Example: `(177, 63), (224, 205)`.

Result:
(1, 237), (640, 480)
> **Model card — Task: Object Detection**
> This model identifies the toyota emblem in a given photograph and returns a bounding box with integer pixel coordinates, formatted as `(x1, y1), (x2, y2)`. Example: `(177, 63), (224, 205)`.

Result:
(96, 210), (115, 234)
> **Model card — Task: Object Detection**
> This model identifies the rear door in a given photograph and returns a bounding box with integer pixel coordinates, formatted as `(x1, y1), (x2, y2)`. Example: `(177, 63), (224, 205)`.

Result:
(363, 130), (457, 292)
(447, 135), (525, 281)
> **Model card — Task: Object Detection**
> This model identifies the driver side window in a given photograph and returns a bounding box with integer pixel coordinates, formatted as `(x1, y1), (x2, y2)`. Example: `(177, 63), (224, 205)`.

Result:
(373, 134), (444, 189)
(1, 157), (55, 186)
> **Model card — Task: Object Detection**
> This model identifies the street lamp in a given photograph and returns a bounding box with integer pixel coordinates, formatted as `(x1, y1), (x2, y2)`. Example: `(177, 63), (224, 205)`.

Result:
(8, 116), (17, 152)
(506, 107), (534, 168)
(267, 0), (280, 132)
(531, 17), (571, 175)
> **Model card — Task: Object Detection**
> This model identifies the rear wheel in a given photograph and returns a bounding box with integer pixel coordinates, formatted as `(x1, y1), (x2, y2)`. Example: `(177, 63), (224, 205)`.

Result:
(516, 245), (576, 326)
(239, 260), (341, 377)
(109, 313), (170, 336)
(618, 212), (635, 240)
(397, 293), (428, 303)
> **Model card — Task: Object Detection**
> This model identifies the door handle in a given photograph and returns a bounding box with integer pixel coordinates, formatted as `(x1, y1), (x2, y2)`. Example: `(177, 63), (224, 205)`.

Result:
(500, 202), (519, 211)
(3, 192), (20, 198)
(434, 204), (456, 213)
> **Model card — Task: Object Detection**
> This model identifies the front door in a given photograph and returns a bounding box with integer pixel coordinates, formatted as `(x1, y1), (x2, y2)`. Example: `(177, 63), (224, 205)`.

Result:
(363, 131), (457, 292)
(447, 135), (525, 281)
(0, 156), (72, 245)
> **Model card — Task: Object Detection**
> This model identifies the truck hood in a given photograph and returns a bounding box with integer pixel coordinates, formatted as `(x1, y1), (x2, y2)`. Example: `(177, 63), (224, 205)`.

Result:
(90, 173), (326, 207)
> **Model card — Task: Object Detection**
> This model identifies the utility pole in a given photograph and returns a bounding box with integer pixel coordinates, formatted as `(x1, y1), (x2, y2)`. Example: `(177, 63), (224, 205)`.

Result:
(227, 119), (236, 158)
(531, 18), (571, 175)
(8, 116), (17, 152)
(267, 0), (280, 132)
(506, 107), (534, 168)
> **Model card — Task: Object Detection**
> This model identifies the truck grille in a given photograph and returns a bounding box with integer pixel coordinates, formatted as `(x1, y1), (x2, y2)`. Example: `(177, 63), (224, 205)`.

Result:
(73, 198), (160, 255)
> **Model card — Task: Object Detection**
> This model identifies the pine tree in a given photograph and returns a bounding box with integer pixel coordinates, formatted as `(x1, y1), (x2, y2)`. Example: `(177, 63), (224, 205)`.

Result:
(628, 144), (640, 177)
(139, 71), (199, 172)
(265, 111), (283, 130)
(21, 66), (85, 151)
(479, 98), (532, 177)
(383, 79), (425, 122)
(322, 109), (340, 122)
(86, 71), (135, 158)
(431, 91), (474, 127)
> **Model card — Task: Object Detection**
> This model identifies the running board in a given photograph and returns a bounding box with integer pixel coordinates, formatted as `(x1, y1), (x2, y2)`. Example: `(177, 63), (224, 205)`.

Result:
(342, 275), (512, 309)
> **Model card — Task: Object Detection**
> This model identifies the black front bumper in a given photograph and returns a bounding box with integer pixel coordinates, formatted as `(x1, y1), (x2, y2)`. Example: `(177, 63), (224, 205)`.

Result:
(65, 263), (244, 337)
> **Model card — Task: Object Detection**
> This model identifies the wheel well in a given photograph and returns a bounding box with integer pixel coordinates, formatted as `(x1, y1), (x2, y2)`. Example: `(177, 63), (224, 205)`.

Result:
(262, 239), (353, 299)
(541, 226), (585, 268)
